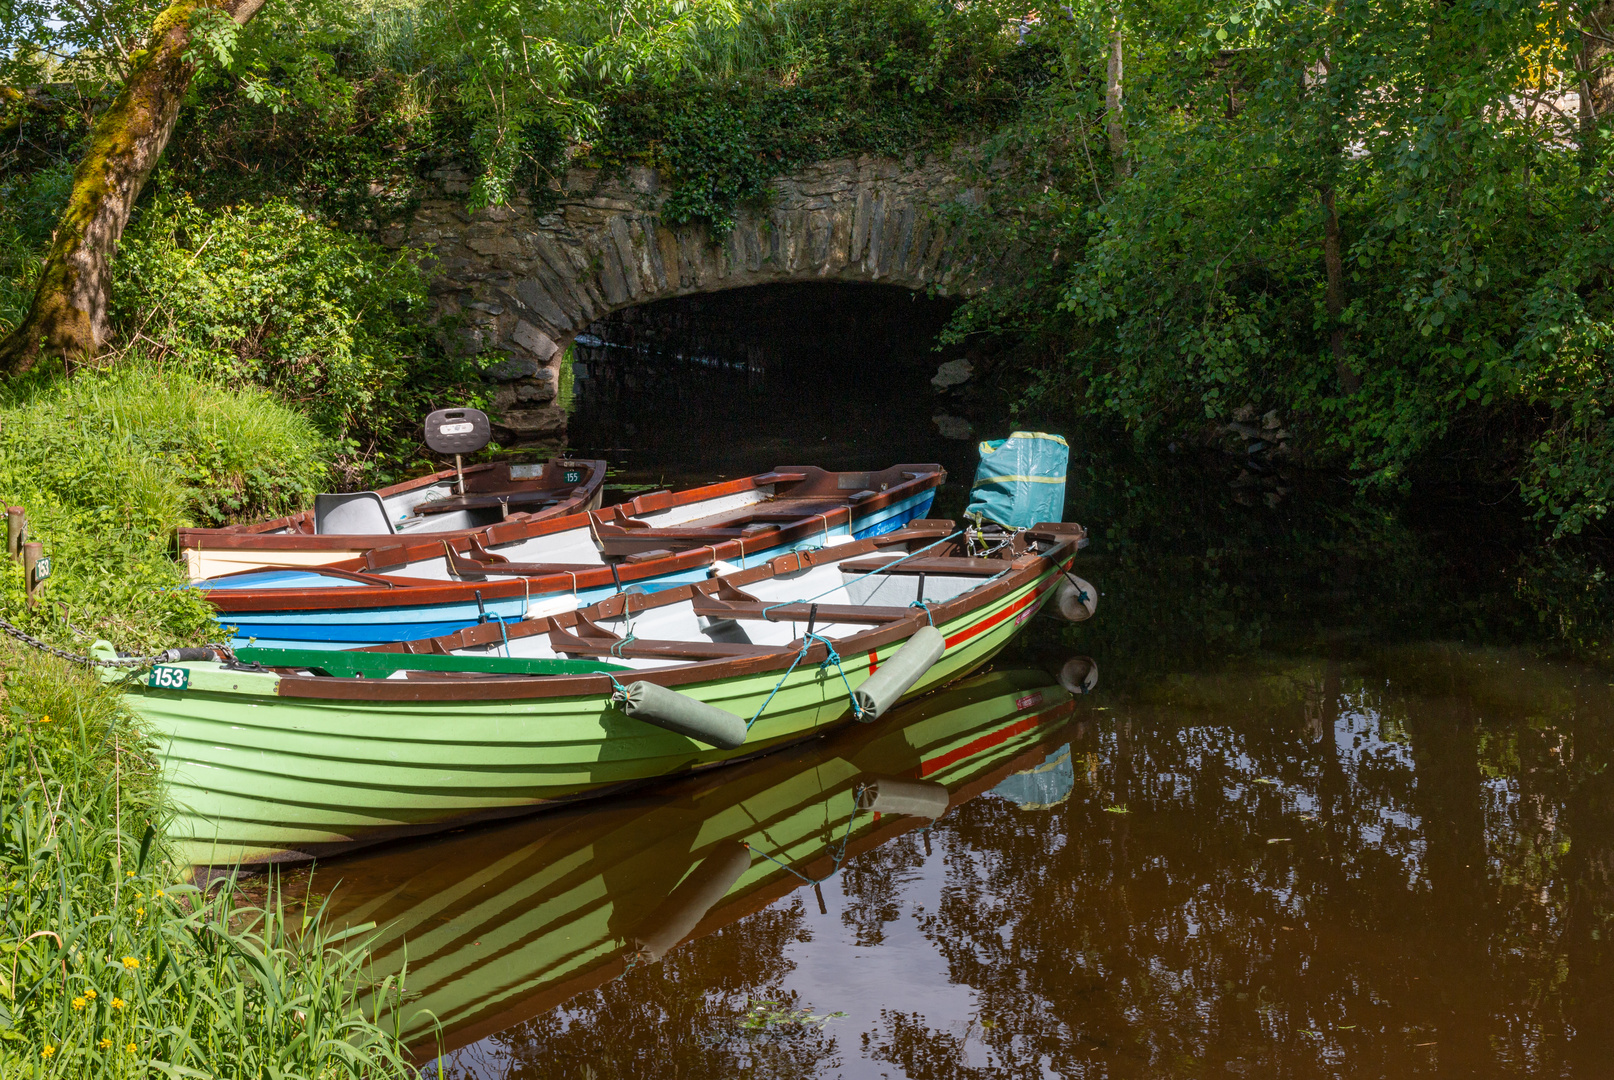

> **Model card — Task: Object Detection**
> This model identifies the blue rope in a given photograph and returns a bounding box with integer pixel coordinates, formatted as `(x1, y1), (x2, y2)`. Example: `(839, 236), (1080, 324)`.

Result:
(909, 600), (934, 625)
(747, 631), (864, 731)
(760, 529), (963, 620)
(486, 613), (511, 657)
(743, 791), (863, 885)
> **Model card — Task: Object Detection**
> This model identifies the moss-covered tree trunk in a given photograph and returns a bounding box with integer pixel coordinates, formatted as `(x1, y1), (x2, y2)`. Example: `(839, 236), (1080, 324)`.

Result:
(0, 0), (267, 377)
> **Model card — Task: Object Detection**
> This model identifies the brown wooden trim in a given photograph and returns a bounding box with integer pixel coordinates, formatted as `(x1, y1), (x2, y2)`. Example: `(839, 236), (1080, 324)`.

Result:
(269, 534), (1079, 703)
(179, 459), (608, 547)
(205, 468), (947, 614)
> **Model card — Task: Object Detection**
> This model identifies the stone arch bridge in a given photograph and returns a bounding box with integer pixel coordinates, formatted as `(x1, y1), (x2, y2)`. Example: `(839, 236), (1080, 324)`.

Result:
(394, 154), (998, 440)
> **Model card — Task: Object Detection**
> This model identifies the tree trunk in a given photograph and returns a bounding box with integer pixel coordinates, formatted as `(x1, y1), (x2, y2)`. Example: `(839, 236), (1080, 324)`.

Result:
(1578, 0), (1614, 178)
(0, 0), (267, 377)
(1104, 7), (1128, 178)
(1322, 187), (1357, 393)
(1313, 49), (1356, 395)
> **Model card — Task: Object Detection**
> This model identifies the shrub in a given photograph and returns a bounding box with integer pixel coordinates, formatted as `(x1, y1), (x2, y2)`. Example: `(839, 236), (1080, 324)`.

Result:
(114, 193), (431, 443)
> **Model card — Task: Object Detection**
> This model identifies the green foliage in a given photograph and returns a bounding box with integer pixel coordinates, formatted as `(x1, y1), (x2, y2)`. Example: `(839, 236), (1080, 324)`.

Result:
(169, 40), (430, 229)
(0, 648), (418, 1079)
(949, 0), (1614, 534)
(113, 193), (432, 442)
(738, 999), (845, 1033)
(0, 357), (331, 650)
(0, 160), (73, 341)
(411, 0), (748, 210)
(593, 0), (1053, 236)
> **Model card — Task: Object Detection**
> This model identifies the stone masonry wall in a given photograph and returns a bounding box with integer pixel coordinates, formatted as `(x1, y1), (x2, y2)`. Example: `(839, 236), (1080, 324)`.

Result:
(386, 153), (996, 441)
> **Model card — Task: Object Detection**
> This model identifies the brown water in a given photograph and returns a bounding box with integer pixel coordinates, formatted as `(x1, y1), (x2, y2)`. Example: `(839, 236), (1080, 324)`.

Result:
(305, 284), (1614, 1078)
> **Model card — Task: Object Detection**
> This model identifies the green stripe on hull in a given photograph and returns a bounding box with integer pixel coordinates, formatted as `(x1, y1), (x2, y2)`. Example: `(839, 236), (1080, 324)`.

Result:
(129, 566), (1064, 865)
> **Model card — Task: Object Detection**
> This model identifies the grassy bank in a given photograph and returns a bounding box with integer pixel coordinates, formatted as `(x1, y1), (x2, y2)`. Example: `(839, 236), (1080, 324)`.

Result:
(0, 364), (428, 1075)
(0, 646), (422, 1078)
(0, 357), (332, 652)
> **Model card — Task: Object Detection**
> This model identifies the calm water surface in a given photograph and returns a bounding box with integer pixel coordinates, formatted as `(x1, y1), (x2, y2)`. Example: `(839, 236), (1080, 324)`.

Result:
(306, 286), (1614, 1077)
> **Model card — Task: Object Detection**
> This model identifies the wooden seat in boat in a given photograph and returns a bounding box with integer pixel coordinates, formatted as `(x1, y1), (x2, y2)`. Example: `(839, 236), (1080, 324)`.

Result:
(547, 626), (780, 660)
(690, 595), (913, 624)
(836, 555), (1012, 576)
(441, 540), (598, 580)
(548, 613), (781, 660)
(414, 487), (571, 515)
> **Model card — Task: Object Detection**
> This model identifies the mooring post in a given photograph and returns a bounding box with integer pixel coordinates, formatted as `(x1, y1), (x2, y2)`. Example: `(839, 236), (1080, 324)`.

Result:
(22, 542), (43, 604)
(6, 507), (23, 560)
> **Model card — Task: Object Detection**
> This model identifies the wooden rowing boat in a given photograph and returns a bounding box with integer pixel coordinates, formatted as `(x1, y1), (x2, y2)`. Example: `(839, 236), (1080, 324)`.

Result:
(179, 457), (608, 579)
(124, 520), (1086, 867)
(194, 464), (945, 647)
(304, 668), (1078, 1059)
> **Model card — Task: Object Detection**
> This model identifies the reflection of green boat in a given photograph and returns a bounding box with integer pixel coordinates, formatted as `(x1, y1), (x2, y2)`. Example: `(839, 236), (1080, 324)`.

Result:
(307, 669), (1077, 1059)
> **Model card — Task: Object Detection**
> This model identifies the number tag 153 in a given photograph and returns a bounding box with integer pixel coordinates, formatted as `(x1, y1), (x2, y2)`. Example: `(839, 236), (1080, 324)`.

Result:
(147, 666), (190, 691)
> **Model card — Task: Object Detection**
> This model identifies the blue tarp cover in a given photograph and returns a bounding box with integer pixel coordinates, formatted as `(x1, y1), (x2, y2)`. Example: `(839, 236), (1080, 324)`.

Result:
(965, 431), (1069, 529)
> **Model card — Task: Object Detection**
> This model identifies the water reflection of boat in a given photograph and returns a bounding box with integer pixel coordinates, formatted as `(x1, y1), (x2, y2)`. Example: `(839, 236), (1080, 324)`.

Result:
(307, 669), (1078, 1060)
(991, 743), (1078, 809)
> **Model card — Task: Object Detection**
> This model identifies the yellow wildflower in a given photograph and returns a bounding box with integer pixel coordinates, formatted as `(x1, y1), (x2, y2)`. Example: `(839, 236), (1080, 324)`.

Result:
(71, 996), (85, 1010)
(152, 890), (164, 899)
(85, 989), (97, 999)
(98, 1038), (112, 1050)
(125, 870), (135, 878)
(41, 1045), (55, 1059)
(111, 997), (125, 1009)
(122, 956), (139, 970)
(136, 907), (145, 919)
(126, 1043), (137, 1054)
(38, 714), (51, 724)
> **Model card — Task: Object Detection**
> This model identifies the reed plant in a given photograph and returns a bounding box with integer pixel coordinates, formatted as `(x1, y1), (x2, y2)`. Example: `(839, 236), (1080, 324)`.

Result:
(0, 645), (424, 1078)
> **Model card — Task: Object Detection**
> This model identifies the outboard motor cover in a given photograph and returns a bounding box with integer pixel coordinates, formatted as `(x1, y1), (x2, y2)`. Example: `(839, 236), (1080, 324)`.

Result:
(965, 431), (1069, 530)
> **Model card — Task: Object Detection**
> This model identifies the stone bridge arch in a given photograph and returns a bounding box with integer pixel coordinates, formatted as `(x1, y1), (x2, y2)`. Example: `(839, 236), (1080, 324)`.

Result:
(397, 153), (996, 439)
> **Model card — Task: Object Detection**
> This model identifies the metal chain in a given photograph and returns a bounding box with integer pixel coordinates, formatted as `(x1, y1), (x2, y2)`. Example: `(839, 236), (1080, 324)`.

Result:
(0, 615), (160, 667)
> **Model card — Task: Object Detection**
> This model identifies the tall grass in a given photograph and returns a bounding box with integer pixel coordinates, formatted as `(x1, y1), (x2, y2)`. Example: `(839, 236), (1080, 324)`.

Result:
(0, 355), (333, 651)
(0, 646), (423, 1079)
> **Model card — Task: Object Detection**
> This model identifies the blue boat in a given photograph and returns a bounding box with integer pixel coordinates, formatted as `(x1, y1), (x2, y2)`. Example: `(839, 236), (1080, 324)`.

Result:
(197, 465), (945, 648)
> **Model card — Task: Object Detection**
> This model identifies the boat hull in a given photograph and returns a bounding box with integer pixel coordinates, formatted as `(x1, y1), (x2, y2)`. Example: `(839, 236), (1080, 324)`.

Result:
(130, 555), (1064, 866)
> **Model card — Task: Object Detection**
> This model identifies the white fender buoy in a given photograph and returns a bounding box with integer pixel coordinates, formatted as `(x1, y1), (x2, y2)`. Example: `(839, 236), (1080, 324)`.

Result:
(852, 625), (947, 719)
(1053, 575), (1098, 622)
(630, 843), (752, 960)
(1059, 655), (1099, 695)
(855, 776), (950, 819)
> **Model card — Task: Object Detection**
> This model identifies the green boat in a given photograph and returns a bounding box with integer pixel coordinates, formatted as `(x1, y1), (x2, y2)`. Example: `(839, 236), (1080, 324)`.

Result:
(292, 668), (1080, 1059)
(123, 522), (1089, 866)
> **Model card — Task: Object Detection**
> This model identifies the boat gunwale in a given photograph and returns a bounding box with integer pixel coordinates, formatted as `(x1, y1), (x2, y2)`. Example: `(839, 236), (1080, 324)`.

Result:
(180, 463), (941, 556)
(251, 528), (1082, 703)
(179, 458), (609, 544)
(198, 472), (950, 614)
